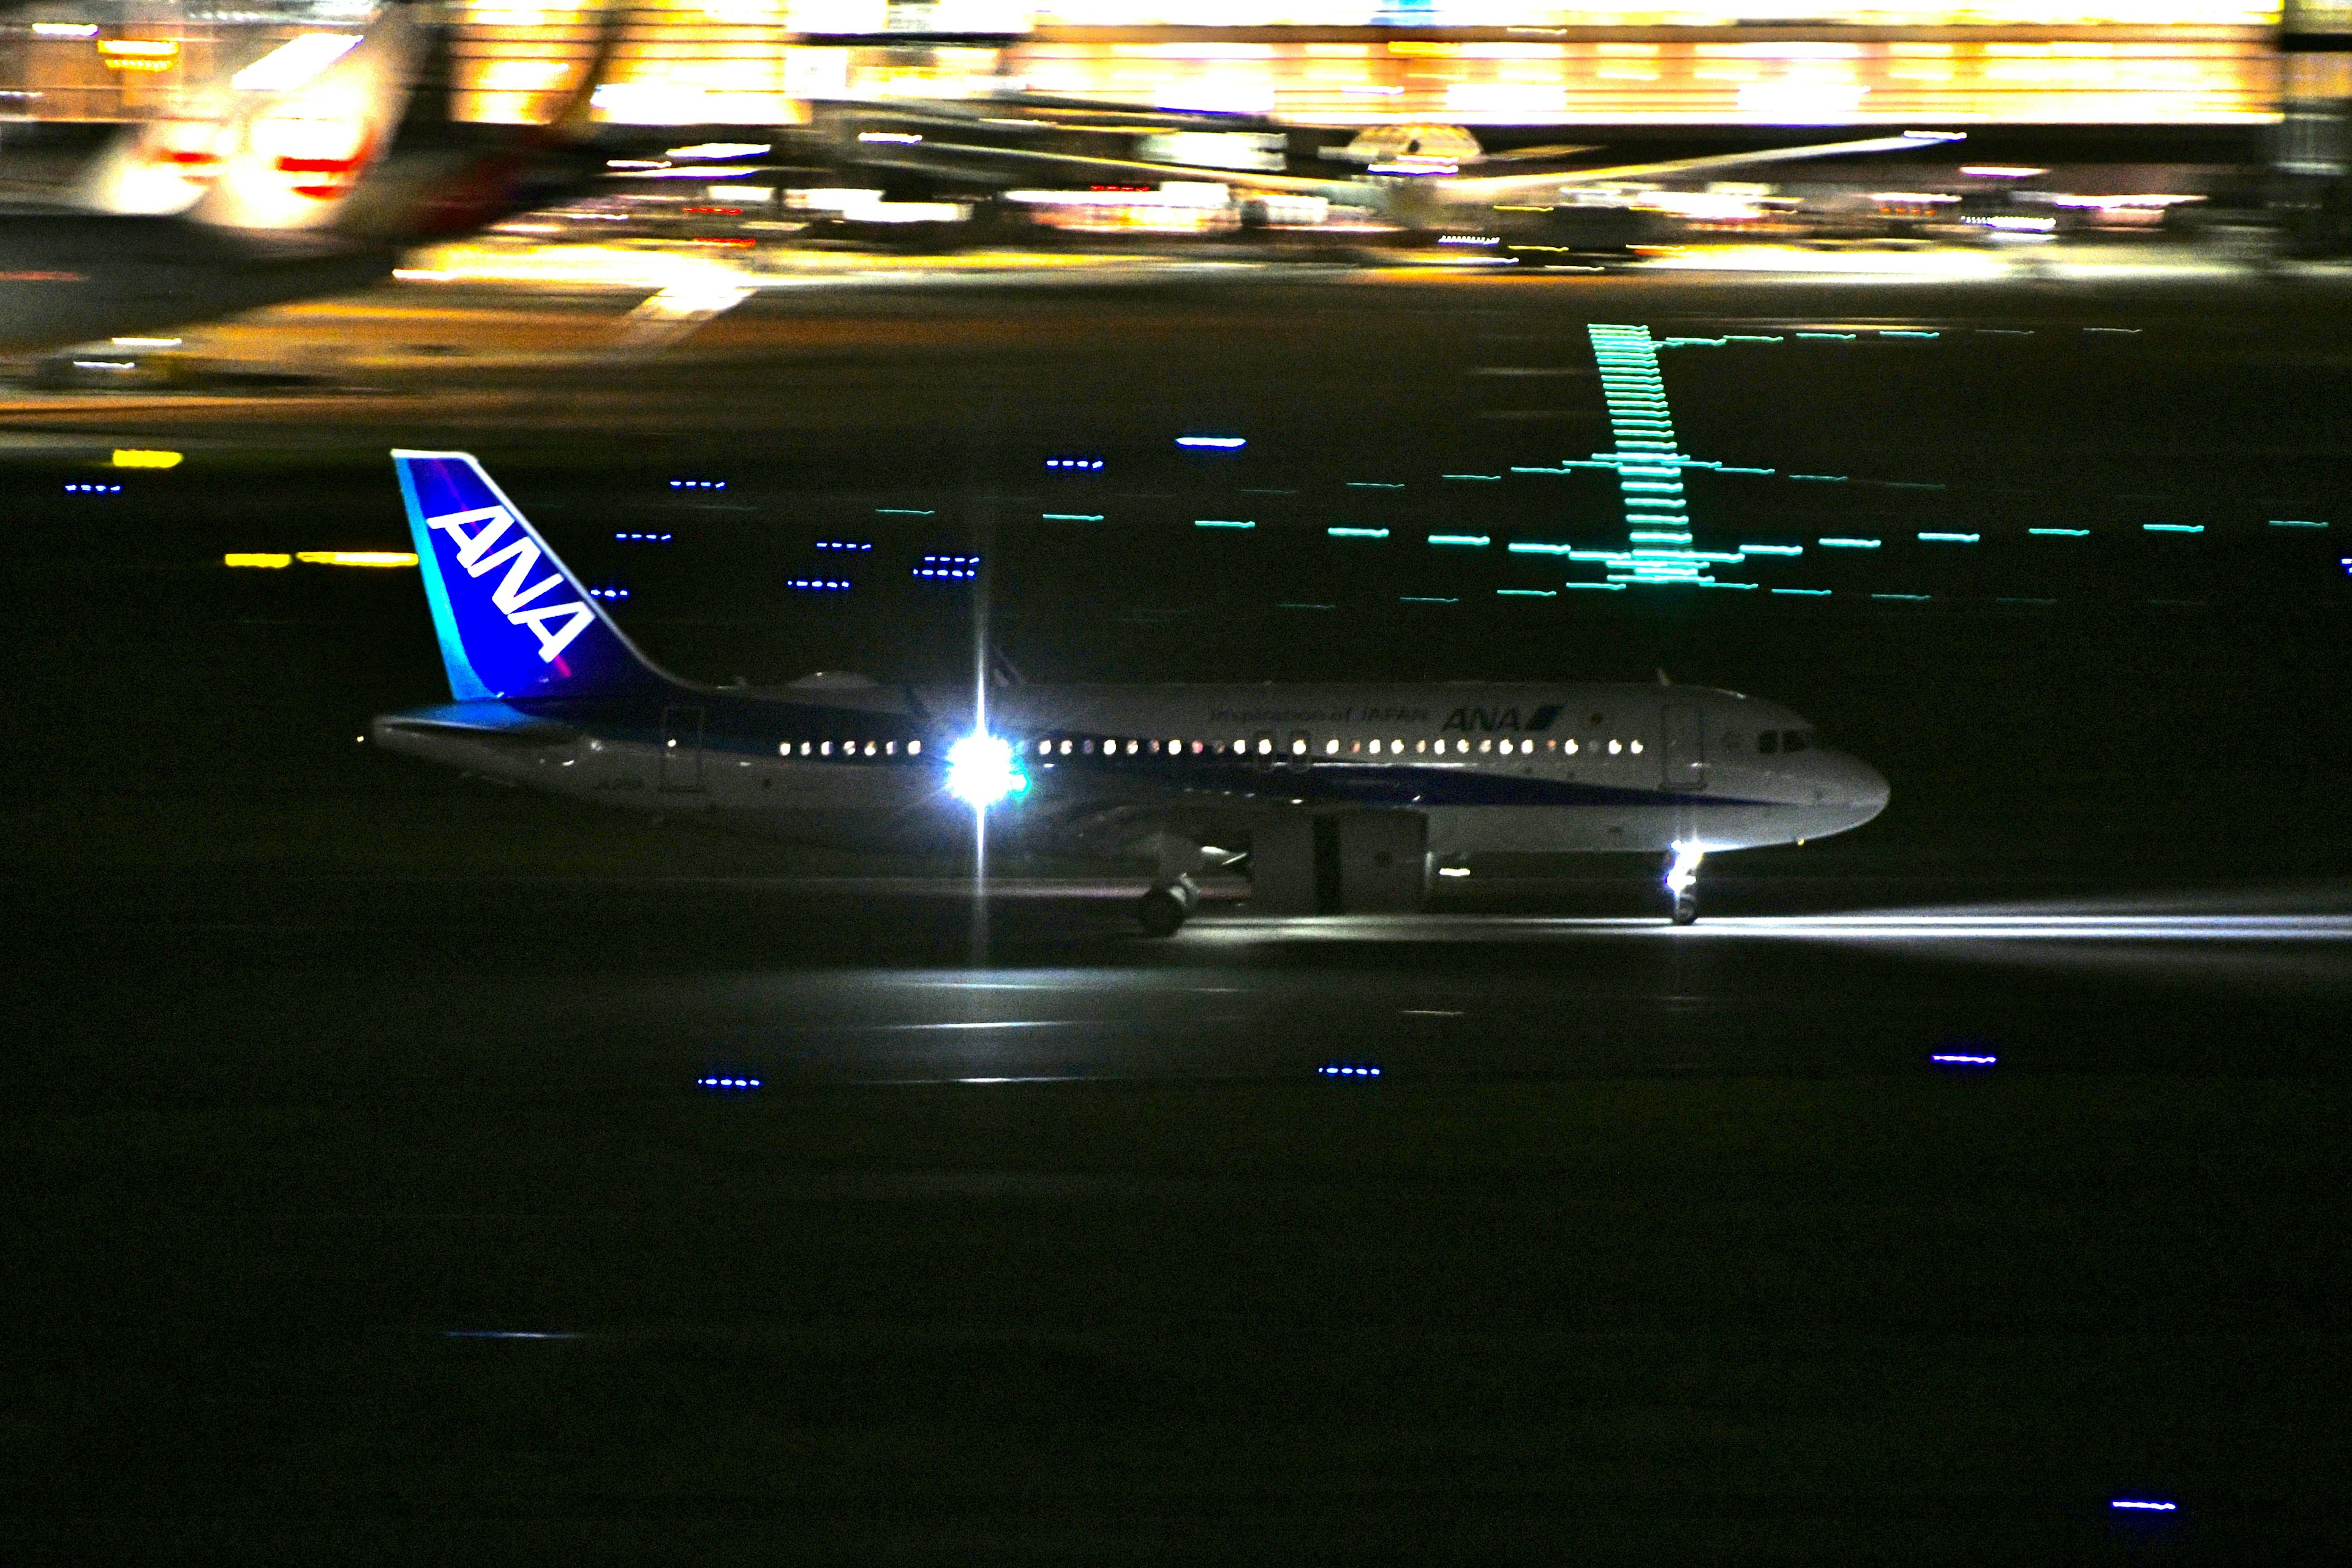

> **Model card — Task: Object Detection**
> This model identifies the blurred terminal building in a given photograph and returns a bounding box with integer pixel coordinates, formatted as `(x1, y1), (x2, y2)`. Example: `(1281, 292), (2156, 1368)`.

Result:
(2, 1), (2351, 155)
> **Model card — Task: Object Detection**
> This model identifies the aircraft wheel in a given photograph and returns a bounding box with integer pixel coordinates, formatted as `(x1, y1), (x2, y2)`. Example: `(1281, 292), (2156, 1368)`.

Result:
(1137, 886), (1189, 938)
(1671, 890), (1698, 926)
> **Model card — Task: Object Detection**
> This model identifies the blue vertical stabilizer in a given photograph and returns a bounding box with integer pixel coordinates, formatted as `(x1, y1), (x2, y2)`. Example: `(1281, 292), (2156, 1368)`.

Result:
(393, 449), (671, 702)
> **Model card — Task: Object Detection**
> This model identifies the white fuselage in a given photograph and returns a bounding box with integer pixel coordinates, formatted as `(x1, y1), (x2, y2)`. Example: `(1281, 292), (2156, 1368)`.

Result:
(373, 679), (1888, 862)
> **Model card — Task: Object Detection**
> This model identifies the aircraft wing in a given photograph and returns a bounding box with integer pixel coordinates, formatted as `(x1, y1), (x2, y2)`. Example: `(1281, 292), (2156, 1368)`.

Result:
(1438, 130), (1964, 203)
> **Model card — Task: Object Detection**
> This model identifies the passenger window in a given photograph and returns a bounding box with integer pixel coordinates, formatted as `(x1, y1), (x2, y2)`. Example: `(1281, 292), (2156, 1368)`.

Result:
(1784, 730), (1808, 753)
(1758, 731), (1778, 755)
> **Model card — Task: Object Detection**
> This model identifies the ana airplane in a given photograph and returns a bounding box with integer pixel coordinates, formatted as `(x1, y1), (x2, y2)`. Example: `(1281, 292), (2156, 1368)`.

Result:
(372, 451), (1889, 933)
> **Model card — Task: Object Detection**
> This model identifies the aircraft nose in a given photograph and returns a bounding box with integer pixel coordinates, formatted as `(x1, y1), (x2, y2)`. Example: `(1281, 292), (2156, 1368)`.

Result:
(1847, 756), (1891, 821)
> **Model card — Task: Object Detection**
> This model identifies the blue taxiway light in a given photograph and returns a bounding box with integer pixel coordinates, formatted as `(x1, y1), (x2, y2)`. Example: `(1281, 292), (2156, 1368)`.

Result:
(1177, 435), (1245, 449)
(64, 483), (123, 494)
(2109, 1501), (2176, 1512)
(614, 532), (673, 542)
(1046, 458), (1104, 470)
(697, 1076), (763, 1090)
(1931, 1053), (1997, 1066)
(1319, 1063), (1382, 1077)
(668, 479), (725, 490)
(786, 578), (851, 591)
(815, 540), (873, 551)
(588, 586), (629, 600)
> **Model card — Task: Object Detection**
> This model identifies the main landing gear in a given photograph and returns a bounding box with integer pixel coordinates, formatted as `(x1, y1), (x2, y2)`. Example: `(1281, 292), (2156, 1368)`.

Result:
(1137, 876), (1198, 938)
(1665, 842), (1705, 926)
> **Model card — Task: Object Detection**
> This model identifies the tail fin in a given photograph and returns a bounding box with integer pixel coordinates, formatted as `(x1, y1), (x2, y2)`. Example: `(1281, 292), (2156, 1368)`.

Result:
(393, 450), (672, 703)
(181, 6), (422, 232)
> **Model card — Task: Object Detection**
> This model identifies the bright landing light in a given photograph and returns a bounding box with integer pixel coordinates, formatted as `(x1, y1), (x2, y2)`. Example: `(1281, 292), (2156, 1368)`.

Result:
(945, 733), (1028, 809)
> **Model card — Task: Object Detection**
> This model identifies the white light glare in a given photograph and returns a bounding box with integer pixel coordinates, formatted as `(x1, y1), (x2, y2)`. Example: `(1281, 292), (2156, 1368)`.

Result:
(230, 32), (360, 92)
(946, 732), (1028, 810)
(1666, 842), (1705, 894)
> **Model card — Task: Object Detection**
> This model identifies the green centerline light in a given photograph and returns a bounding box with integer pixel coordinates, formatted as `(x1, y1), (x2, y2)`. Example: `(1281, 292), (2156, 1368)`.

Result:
(1740, 543), (1804, 556)
(2029, 527), (2089, 537)
(1791, 474), (1849, 483)
(2271, 519), (2330, 528)
(1772, 587), (1832, 596)
(1562, 582), (1626, 591)
(1498, 588), (1557, 597)
(1428, 533), (1490, 546)
(1873, 592), (1932, 601)
(1819, 537), (1882, 549)
(877, 508), (933, 515)
(1347, 481), (1404, 489)
(2144, 523), (2204, 533)
(1195, 519), (1254, 529)
(1043, 513), (1103, 521)
(1919, 532), (1981, 543)
(1327, 526), (1390, 538)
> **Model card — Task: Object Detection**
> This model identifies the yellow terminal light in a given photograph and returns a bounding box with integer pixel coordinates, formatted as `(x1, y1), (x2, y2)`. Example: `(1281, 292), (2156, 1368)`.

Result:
(99, 39), (179, 71)
(225, 553), (292, 569)
(295, 551), (418, 568)
(111, 449), (182, 469)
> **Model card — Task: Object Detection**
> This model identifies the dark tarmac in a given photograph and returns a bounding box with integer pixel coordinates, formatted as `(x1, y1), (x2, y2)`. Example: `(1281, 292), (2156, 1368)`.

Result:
(4, 261), (2351, 1561)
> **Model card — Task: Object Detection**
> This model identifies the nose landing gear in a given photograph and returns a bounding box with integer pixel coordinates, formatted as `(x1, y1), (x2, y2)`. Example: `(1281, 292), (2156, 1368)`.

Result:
(1665, 842), (1705, 925)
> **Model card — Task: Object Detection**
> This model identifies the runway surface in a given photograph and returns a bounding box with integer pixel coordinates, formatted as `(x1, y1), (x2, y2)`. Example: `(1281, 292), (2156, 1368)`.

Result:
(3, 254), (2350, 1561)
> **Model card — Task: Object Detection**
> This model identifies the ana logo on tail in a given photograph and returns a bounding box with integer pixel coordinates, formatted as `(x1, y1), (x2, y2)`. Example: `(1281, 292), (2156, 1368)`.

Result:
(426, 503), (593, 663)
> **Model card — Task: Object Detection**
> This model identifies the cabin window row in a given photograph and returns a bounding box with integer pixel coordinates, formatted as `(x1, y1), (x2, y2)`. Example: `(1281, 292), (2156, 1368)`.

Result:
(1033, 735), (1644, 758)
(778, 739), (923, 758)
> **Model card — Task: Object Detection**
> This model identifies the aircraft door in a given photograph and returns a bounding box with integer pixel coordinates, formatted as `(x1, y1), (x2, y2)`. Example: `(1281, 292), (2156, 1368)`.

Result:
(661, 705), (704, 791)
(1662, 704), (1706, 793)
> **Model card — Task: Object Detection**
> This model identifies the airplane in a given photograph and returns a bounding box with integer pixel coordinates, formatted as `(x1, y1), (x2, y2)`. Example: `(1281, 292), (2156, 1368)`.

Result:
(819, 103), (1965, 260)
(0, 4), (610, 355)
(370, 450), (1889, 933)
